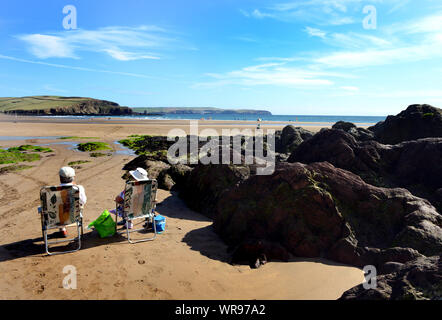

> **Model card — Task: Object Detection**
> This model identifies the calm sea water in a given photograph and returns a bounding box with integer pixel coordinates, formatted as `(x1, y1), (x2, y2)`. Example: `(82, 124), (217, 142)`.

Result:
(41, 114), (386, 124)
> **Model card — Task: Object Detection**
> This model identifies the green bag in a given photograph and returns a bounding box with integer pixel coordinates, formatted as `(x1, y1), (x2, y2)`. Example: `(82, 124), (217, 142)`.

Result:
(88, 210), (116, 238)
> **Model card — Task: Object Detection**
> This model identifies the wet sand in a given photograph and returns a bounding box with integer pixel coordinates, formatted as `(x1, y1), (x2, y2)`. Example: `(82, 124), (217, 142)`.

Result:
(0, 114), (364, 299)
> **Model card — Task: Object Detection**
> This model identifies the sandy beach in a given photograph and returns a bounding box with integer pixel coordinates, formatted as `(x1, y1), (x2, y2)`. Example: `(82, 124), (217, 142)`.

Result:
(0, 114), (364, 300)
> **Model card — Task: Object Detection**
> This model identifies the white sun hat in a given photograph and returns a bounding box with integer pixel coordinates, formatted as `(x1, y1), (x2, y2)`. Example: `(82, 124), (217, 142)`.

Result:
(129, 167), (149, 181)
(59, 166), (76, 178)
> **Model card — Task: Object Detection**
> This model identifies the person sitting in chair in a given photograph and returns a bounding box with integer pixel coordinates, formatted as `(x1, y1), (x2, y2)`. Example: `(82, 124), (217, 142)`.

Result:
(113, 167), (150, 230)
(58, 166), (87, 237)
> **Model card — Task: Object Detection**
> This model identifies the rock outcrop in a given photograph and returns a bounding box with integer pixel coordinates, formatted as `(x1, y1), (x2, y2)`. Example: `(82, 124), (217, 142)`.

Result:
(122, 154), (193, 191)
(212, 162), (442, 267)
(369, 104), (442, 144)
(340, 255), (441, 300)
(275, 126), (314, 154)
(118, 104), (442, 299)
(180, 164), (251, 218)
(287, 129), (442, 211)
(332, 121), (374, 141)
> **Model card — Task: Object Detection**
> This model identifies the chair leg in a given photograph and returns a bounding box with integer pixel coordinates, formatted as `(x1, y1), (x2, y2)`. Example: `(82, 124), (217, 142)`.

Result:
(44, 229), (50, 255)
(44, 222), (82, 256)
(127, 216), (157, 244)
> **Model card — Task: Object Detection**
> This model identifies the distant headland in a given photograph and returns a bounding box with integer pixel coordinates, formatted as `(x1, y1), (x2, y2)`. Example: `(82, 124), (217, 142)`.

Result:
(133, 107), (272, 116)
(0, 96), (272, 116)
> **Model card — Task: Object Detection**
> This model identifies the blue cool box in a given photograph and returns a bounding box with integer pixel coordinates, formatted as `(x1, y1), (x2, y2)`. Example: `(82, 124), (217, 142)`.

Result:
(154, 215), (166, 233)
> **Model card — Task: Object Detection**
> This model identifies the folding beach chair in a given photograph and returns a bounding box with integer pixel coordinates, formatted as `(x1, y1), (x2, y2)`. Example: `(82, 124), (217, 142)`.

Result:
(39, 185), (83, 255)
(115, 179), (158, 244)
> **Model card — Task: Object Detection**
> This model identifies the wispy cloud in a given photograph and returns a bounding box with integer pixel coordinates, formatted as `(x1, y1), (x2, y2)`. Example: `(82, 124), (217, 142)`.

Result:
(314, 44), (440, 68)
(313, 11), (442, 68)
(240, 0), (373, 25)
(17, 25), (180, 61)
(19, 34), (77, 59)
(193, 61), (358, 88)
(387, 0), (411, 14)
(304, 27), (327, 39)
(0, 54), (158, 79)
(239, 0), (423, 26)
(200, 9), (442, 91)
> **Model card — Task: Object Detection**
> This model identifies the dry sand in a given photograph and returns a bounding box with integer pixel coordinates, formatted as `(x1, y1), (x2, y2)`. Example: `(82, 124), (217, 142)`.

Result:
(0, 114), (364, 299)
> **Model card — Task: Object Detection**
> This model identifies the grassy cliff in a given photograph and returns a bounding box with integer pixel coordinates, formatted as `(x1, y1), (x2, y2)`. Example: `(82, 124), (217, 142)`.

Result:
(0, 96), (132, 115)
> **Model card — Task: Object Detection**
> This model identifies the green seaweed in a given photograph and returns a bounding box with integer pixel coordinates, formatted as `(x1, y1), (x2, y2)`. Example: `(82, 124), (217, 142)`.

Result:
(0, 164), (34, 174)
(68, 160), (91, 166)
(77, 142), (111, 152)
(89, 152), (112, 158)
(0, 150), (41, 164)
(7, 145), (53, 153)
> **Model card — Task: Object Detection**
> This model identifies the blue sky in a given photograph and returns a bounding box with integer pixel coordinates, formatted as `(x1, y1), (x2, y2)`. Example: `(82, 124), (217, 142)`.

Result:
(1, 0), (442, 115)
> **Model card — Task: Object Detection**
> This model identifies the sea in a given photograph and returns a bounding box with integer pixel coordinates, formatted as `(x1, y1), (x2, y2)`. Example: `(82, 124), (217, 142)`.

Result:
(40, 113), (386, 124)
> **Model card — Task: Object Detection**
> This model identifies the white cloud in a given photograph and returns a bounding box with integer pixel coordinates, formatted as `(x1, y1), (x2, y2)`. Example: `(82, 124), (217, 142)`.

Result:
(200, 8), (442, 93)
(302, 11), (442, 69)
(0, 54), (158, 79)
(18, 25), (180, 61)
(387, 0), (410, 14)
(240, 0), (371, 25)
(405, 13), (442, 34)
(304, 27), (327, 38)
(314, 45), (434, 68)
(103, 49), (160, 61)
(251, 9), (275, 19)
(192, 62), (359, 88)
(19, 34), (77, 59)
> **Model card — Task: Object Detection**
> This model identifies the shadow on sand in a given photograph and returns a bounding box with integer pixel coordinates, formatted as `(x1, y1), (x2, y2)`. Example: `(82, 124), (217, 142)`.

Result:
(155, 191), (231, 263)
(0, 226), (156, 263)
(1, 191), (350, 269)
(155, 191), (212, 223)
(156, 193), (347, 267)
(182, 225), (231, 263)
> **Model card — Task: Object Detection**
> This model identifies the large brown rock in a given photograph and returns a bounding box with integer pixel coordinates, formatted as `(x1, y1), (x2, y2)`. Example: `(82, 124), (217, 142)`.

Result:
(288, 129), (385, 183)
(213, 162), (442, 267)
(332, 121), (374, 141)
(180, 164), (250, 218)
(275, 125), (314, 154)
(122, 154), (171, 190)
(369, 104), (442, 144)
(288, 129), (442, 211)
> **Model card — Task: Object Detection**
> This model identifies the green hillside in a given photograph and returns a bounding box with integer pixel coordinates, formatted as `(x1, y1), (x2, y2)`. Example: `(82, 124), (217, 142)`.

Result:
(0, 96), (132, 115)
(0, 96), (110, 111)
